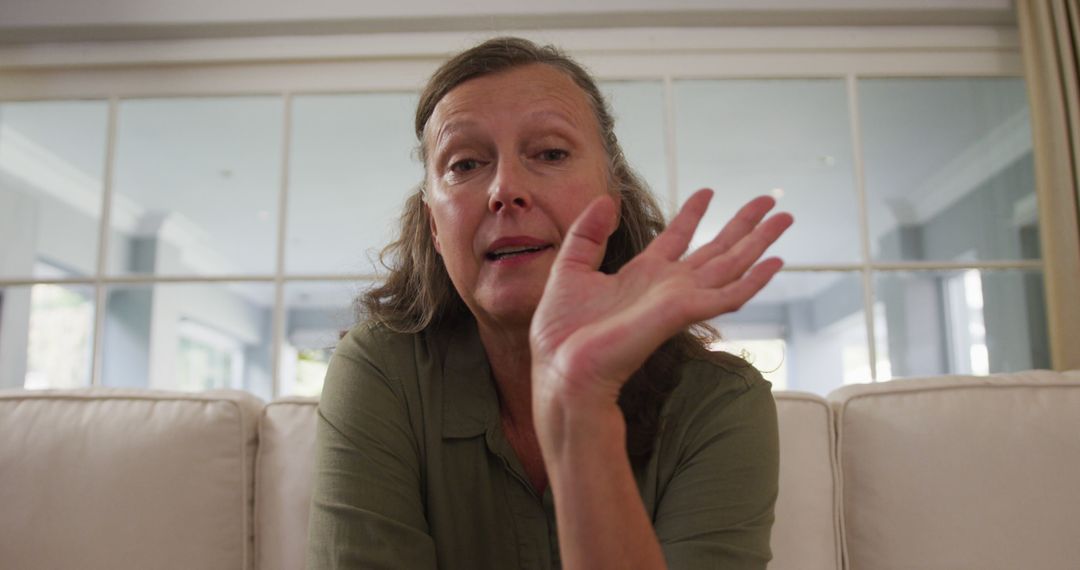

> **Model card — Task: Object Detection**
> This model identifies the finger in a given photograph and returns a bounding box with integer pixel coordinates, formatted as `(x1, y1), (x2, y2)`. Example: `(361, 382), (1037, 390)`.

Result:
(697, 212), (793, 288)
(694, 257), (784, 318)
(685, 195), (776, 269)
(555, 194), (619, 272)
(647, 188), (714, 261)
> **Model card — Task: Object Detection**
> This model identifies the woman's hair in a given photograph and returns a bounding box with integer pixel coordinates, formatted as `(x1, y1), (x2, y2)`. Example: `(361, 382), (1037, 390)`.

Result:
(360, 36), (745, 466)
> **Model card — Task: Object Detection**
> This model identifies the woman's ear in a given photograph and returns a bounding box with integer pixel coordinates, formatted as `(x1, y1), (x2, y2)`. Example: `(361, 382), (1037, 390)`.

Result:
(608, 190), (622, 238)
(426, 201), (442, 255)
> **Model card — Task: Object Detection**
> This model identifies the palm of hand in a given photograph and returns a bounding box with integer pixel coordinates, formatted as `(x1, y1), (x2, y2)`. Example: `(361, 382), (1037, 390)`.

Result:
(529, 189), (792, 413)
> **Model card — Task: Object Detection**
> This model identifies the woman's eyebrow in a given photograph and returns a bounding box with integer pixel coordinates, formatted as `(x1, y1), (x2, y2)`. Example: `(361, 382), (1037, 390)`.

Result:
(429, 120), (486, 160)
(434, 120), (479, 145)
(430, 109), (582, 155)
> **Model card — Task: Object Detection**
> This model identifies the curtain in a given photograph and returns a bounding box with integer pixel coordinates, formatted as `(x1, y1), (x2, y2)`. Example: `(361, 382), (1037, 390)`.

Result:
(1017, 0), (1080, 370)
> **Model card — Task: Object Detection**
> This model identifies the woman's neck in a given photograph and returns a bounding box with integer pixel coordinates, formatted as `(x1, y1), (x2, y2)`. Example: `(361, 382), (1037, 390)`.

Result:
(477, 321), (533, 429)
(476, 319), (549, 493)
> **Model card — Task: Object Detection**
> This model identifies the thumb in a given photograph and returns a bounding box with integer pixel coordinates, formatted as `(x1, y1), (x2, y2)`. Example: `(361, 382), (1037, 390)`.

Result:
(554, 195), (618, 272)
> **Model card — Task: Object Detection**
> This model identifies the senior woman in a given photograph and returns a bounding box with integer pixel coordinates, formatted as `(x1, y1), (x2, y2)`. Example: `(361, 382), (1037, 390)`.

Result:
(307, 37), (793, 569)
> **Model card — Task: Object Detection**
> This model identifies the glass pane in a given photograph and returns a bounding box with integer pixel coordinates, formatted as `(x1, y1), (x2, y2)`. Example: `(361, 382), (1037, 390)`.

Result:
(711, 271), (868, 396)
(0, 101), (108, 279)
(675, 80), (860, 264)
(0, 283), (95, 390)
(286, 93), (420, 275)
(875, 269), (1049, 378)
(860, 78), (1037, 262)
(279, 280), (365, 397)
(601, 81), (668, 210)
(101, 282), (274, 400)
(109, 97), (283, 276)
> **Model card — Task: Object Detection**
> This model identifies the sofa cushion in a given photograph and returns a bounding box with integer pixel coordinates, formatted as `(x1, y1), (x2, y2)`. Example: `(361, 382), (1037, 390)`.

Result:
(0, 388), (262, 570)
(255, 397), (319, 570)
(771, 392), (843, 570)
(830, 371), (1080, 570)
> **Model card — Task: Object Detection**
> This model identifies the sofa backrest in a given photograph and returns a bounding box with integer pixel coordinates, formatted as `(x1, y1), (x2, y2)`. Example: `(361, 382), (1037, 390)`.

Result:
(255, 397), (318, 570)
(830, 370), (1080, 570)
(16, 372), (1074, 570)
(771, 393), (843, 570)
(0, 388), (262, 570)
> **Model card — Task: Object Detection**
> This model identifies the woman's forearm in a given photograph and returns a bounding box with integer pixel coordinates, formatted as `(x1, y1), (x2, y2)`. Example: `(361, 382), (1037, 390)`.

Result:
(540, 403), (668, 570)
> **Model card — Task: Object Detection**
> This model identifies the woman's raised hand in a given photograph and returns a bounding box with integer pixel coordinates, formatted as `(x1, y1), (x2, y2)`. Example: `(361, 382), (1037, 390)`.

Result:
(529, 189), (793, 424)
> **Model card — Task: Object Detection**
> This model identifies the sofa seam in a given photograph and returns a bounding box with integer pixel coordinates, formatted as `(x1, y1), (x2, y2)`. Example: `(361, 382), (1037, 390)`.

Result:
(0, 392), (254, 404)
(256, 399), (319, 570)
(253, 405), (269, 570)
(773, 395), (841, 569)
(223, 397), (256, 570)
(839, 382), (1080, 406)
(831, 397), (848, 570)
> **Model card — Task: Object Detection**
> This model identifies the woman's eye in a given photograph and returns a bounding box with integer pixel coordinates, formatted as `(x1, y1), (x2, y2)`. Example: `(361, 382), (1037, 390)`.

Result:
(450, 159), (480, 173)
(538, 149), (568, 162)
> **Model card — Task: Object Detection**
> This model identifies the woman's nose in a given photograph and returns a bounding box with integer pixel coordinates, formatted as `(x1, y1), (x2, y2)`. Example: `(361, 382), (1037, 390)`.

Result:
(488, 159), (533, 213)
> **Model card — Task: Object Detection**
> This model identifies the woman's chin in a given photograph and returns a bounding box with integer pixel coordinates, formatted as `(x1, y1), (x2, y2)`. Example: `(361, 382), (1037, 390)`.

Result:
(474, 293), (542, 330)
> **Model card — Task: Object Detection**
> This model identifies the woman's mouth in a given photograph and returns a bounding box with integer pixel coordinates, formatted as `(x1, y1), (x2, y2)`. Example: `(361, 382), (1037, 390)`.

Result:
(485, 244), (554, 261)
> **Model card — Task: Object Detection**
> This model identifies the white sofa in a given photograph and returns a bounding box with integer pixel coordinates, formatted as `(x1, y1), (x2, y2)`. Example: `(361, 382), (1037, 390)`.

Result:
(2, 370), (1078, 569)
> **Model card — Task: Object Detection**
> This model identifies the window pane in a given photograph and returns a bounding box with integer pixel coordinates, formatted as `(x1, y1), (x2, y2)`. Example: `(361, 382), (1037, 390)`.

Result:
(0, 101), (108, 279)
(101, 282), (274, 399)
(860, 78), (1037, 262)
(601, 81), (668, 209)
(875, 269), (1049, 378)
(286, 93), (420, 275)
(280, 280), (363, 397)
(109, 97), (283, 276)
(0, 283), (96, 389)
(712, 271), (868, 396)
(675, 80), (860, 264)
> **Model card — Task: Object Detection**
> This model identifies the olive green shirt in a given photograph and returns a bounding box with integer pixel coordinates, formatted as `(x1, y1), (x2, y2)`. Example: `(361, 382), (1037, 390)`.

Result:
(307, 319), (778, 569)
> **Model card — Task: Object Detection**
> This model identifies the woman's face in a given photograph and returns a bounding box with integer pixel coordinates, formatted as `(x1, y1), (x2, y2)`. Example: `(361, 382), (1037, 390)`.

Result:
(424, 64), (615, 328)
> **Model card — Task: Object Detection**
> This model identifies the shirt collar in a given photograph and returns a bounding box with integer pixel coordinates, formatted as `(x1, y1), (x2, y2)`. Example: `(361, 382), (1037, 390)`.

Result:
(441, 318), (500, 439)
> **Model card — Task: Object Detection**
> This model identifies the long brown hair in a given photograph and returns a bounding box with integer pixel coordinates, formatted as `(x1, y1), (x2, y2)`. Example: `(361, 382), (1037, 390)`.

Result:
(361, 36), (745, 466)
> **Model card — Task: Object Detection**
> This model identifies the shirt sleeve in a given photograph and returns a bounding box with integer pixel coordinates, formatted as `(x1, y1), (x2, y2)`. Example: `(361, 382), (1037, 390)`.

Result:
(654, 364), (780, 570)
(305, 328), (438, 570)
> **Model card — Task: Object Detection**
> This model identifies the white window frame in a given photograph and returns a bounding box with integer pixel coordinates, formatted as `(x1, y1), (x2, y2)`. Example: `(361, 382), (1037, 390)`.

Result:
(0, 26), (1050, 397)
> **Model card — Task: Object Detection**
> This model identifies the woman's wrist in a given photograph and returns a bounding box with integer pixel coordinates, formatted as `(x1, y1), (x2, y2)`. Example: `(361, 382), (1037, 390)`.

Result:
(532, 377), (627, 466)
(535, 386), (667, 570)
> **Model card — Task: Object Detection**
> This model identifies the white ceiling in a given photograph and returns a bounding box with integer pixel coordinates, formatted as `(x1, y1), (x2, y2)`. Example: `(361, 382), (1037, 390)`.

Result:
(0, 0), (1014, 38)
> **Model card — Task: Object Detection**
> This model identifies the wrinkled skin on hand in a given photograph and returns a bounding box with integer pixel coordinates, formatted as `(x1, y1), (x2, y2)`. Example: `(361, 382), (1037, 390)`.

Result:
(529, 189), (793, 447)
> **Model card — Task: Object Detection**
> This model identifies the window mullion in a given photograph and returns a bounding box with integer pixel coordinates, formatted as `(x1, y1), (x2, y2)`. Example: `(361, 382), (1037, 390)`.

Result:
(90, 96), (119, 388)
(846, 73), (879, 383)
(269, 92), (294, 400)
